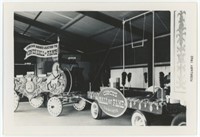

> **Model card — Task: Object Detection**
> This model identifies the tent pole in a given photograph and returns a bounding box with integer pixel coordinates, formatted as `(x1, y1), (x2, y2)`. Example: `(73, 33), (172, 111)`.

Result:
(152, 11), (155, 93)
(122, 20), (125, 95)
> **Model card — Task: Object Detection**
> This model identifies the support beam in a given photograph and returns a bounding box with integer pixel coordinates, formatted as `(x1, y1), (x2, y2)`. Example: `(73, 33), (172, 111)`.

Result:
(89, 27), (115, 38)
(78, 11), (151, 37)
(23, 11), (42, 35)
(124, 11), (152, 22)
(15, 14), (71, 40)
(14, 13), (107, 51)
(45, 14), (85, 41)
(146, 35), (153, 87)
(92, 28), (121, 85)
(86, 33), (170, 54)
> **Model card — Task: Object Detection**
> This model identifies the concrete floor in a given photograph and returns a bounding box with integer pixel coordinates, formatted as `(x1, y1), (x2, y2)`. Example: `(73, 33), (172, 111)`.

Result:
(14, 102), (172, 126)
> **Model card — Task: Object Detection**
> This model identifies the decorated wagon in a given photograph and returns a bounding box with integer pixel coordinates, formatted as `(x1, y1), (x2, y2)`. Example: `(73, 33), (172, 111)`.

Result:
(86, 11), (188, 126)
(14, 40), (88, 117)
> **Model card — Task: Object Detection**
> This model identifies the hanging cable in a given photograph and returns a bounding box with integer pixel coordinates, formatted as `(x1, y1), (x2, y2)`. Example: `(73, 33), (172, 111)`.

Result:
(110, 28), (121, 47)
(130, 14), (146, 49)
(143, 14), (146, 40)
(129, 20), (134, 47)
(122, 21), (125, 72)
(93, 28), (121, 84)
(125, 22), (129, 68)
(142, 14), (146, 46)
(129, 20), (135, 64)
(156, 12), (169, 31)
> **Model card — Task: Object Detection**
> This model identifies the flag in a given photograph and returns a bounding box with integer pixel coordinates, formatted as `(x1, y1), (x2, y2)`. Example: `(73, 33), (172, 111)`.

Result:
(24, 43), (59, 60)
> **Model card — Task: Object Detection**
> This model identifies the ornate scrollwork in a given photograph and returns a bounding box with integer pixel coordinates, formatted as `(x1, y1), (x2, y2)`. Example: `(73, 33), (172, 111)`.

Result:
(14, 62), (67, 100)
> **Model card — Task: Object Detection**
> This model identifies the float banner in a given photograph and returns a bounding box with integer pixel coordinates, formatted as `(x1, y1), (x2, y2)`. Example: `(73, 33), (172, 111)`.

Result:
(24, 43), (59, 59)
(97, 87), (127, 117)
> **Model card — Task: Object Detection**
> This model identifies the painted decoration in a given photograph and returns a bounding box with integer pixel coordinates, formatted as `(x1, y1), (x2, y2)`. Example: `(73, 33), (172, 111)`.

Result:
(24, 43), (59, 59)
(174, 11), (187, 92)
(14, 63), (67, 100)
(97, 87), (127, 117)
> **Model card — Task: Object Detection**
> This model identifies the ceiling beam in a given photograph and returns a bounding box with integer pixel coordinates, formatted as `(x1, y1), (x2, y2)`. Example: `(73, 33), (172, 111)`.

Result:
(14, 13), (108, 51)
(45, 14), (85, 41)
(14, 13), (86, 44)
(86, 32), (170, 54)
(78, 11), (151, 37)
(23, 11), (42, 35)
(89, 26), (115, 38)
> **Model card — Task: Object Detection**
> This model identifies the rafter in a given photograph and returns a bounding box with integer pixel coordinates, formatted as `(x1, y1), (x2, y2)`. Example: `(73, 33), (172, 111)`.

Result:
(14, 13), (108, 51)
(78, 11), (151, 37)
(45, 14), (85, 41)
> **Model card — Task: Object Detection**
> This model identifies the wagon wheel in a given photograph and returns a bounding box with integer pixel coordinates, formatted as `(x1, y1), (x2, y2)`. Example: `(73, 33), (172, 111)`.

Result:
(47, 97), (63, 117)
(171, 112), (186, 126)
(29, 96), (44, 108)
(73, 98), (86, 111)
(131, 110), (148, 126)
(14, 91), (19, 112)
(91, 101), (102, 119)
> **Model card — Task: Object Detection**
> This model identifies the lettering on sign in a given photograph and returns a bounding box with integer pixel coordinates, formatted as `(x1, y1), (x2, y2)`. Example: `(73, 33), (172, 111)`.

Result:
(97, 87), (127, 117)
(24, 43), (59, 59)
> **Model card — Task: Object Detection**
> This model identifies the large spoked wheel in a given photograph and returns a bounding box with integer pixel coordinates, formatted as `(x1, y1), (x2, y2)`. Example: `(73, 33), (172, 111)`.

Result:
(29, 96), (44, 108)
(73, 99), (86, 111)
(91, 101), (102, 119)
(14, 91), (19, 112)
(171, 113), (186, 126)
(47, 97), (63, 117)
(131, 110), (148, 126)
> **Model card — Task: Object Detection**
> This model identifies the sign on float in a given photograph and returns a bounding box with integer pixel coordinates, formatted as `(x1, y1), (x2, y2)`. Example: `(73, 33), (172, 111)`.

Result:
(24, 43), (59, 59)
(97, 87), (128, 117)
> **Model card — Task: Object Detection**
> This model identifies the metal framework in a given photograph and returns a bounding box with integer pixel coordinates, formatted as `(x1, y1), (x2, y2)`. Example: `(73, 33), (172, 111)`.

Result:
(14, 13), (108, 52)
(122, 11), (155, 93)
(78, 11), (151, 37)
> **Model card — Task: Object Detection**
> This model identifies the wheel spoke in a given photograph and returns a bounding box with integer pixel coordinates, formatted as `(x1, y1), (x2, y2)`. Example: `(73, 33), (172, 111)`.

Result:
(47, 97), (62, 117)
(138, 119), (145, 126)
(29, 96), (44, 108)
(131, 111), (147, 126)
(73, 99), (86, 111)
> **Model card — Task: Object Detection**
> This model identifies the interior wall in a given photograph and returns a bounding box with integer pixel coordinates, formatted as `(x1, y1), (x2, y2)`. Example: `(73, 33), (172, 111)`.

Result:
(108, 36), (170, 68)
(111, 66), (170, 89)
(78, 62), (91, 81)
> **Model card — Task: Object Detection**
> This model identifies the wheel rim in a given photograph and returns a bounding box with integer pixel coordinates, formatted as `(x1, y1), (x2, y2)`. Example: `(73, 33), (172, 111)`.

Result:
(91, 102), (99, 118)
(131, 111), (147, 126)
(14, 92), (19, 112)
(178, 122), (186, 126)
(133, 116), (146, 126)
(29, 96), (44, 108)
(47, 97), (62, 117)
(73, 99), (86, 111)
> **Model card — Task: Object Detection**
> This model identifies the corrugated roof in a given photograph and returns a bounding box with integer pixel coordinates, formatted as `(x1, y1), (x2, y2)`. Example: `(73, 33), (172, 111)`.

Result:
(14, 11), (170, 53)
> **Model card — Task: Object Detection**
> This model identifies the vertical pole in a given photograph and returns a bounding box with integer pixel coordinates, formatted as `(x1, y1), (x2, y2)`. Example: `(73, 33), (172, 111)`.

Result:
(35, 64), (37, 76)
(123, 20), (125, 71)
(171, 11), (175, 96)
(122, 20), (125, 95)
(57, 36), (60, 54)
(57, 36), (60, 62)
(89, 82), (91, 91)
(152, 11), (155, 92)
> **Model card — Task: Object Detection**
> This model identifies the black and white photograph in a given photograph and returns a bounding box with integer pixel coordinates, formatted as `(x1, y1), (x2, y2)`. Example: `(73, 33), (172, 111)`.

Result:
(2, 2), (198, 136)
